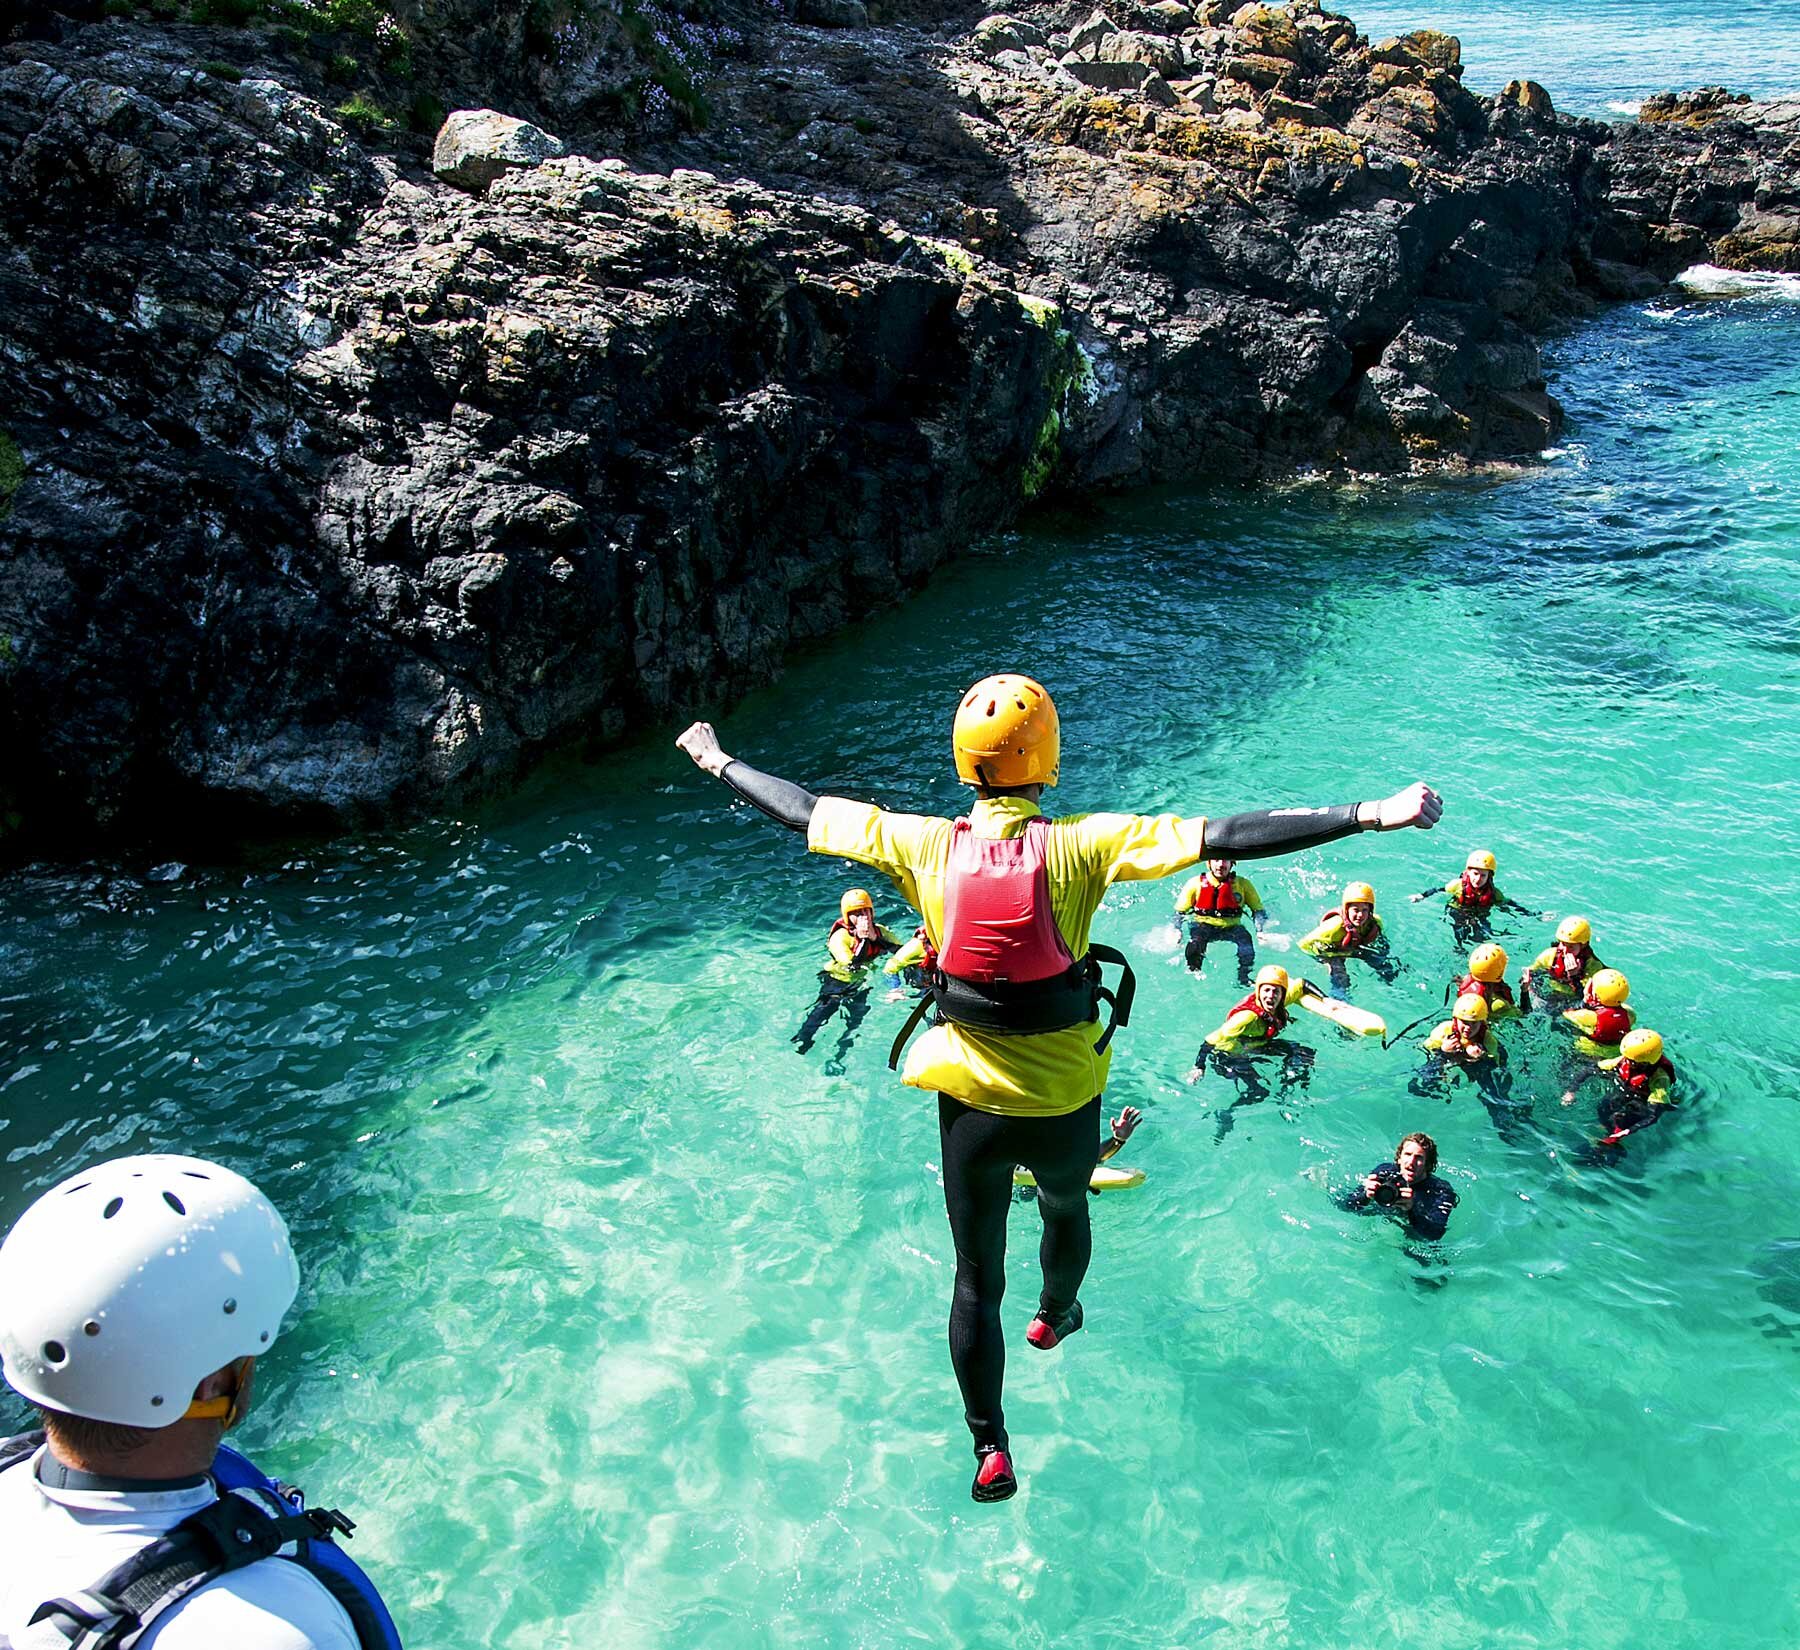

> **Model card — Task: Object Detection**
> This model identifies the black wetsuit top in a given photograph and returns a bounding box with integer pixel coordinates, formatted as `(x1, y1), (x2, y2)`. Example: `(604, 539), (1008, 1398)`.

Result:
(1341, 1164), (1458, 1240)
(719, 760), (1371, 856)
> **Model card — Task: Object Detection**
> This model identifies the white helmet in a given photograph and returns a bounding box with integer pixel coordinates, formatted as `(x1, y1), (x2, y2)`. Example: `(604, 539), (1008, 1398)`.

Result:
(0, 1154), (299, 1428)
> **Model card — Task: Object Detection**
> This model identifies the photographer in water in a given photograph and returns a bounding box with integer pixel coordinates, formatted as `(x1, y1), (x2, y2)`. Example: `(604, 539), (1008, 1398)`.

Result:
(1339, 1132), (1458, 1240)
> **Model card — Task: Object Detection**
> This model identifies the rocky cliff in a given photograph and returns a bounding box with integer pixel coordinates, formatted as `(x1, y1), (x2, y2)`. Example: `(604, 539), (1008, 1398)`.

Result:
(1, 2), (1796, 848)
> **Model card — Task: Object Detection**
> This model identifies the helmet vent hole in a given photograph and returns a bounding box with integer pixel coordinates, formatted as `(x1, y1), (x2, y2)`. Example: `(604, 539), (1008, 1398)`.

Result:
(182, 1171), (210, 1181)
(63, 1183), (90, 1196)
(260, 1331), (270, 1343)
(42, 1340), (67, 1366)
(83, 1320), (101, 1338)
(102, 1197), (123, 1219)
(163, 1192), (186, 1216)
(150, 1395), (164, 1407)
(223, 1298), (237, 1315)
(984, 699), (997, 716)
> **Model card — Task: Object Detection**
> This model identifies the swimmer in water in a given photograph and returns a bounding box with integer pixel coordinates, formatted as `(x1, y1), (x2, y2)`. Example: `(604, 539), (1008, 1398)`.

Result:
(1339, 1131), (1458, 1240)
(1564, 1028), (1677, 1148)
(792, 888), (902, 1065)
(1175, 857), (1267, 984)
(1560, 967), (1635, 1057)
(1299, 881), (1399, 993)
(1191, 964), (1317, 1140)
(1411, 992), (1508, 1103)
(882, 925), (936, 995)
(1410, 849), (1541, 943)
(1520, 916), (1603, 1005)
(1451, 942), (1521, 1019)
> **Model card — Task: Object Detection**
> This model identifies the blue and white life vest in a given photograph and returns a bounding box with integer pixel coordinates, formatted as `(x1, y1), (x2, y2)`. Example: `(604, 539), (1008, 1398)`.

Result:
(0, 1433), (400, 1649)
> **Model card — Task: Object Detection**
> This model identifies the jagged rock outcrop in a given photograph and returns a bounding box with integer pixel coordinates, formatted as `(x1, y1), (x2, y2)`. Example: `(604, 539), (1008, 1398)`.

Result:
(1, 4), (1796, 847)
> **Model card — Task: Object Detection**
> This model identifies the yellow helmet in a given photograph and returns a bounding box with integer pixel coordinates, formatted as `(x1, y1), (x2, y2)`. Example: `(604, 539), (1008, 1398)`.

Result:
(1255, 964), (1289, 991)
(1465, 849), (1497, 873)
(1468, 943), (1508, 983)
(952, 674), (1059, 789)
(1342, 881), (1376, 909)
(1621, 1029), (1663, 1065)
(1453, 992), (1489, 1023)
(1556, 915), (1592, 945)
(840, 888), (874, 919)
(1590, 969), (1630, 1007)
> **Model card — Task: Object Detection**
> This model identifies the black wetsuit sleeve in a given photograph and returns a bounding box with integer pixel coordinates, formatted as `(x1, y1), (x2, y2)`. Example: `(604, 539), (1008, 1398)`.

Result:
(1408, 1177), (1458, 1240)
(719, 760), (820, 832)
(1338, 1163), (1389, 1213)
(1204, 802), (1365, 859)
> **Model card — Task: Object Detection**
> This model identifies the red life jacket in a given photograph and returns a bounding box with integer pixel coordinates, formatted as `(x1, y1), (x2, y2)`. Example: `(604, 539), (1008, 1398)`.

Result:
(830, 916), (897, 968)
(1613, 1055), (1675, 1095)
(1588, 1004), (1632, 1046)
(939, 817), (1073, 982)
(1227, 989), (1289, 1040)
(1455, 973), (1515, 1007)
(1189, 875), (1242, 918)
(1324, 908), (1379, 951)
(1549, 943), (1598, 985)
(1458, 872), (1497, 910)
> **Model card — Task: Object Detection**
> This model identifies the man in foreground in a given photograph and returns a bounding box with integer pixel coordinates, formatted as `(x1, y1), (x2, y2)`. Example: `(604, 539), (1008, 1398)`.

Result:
(0, 1153), (399, 1647)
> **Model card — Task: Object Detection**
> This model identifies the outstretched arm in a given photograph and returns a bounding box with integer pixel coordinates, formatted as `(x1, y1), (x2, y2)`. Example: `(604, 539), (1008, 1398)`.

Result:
(1204, 783), (1443, 859)
(677, 721), (819, 832)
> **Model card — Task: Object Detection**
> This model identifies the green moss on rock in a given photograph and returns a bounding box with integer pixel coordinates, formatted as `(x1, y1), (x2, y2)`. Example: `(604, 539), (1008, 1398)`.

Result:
(0, 431), (23, 518)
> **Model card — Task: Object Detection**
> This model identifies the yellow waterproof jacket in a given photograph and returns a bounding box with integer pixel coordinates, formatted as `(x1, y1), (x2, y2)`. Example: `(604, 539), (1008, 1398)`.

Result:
(1205, 978), (1306, 1052)
(1176, 873), (1262, 927)
(808, 794), (1207, 1115)
(883, 932), (930, 974)
(1299, 912), (1385, 958)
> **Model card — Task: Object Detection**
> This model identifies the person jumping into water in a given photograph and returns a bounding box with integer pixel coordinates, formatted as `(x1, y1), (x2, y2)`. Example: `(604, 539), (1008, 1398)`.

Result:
(1300, 881), (1399, 992)
(792, 888), (902, 1067)
(676, 674), (1443, 1502)
(1175, 857), (1266, 983)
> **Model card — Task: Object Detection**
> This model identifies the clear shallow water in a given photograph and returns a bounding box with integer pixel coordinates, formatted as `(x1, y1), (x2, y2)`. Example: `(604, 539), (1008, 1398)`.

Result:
(1348, 0), (1800, 115)
(4, 299), (1800, 1641)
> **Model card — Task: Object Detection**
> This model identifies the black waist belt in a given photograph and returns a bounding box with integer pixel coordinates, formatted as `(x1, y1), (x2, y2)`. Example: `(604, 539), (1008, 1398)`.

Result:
(888, 944), (1137, 1071)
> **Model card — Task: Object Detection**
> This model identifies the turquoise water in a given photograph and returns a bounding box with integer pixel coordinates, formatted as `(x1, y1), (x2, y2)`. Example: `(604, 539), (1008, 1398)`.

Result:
(5, 301), (1800, 1640)
(1350, 0), (1800, 114)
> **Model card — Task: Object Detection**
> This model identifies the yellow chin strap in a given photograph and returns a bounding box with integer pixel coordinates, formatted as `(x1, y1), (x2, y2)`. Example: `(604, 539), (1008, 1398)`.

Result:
(180, 1359), (251, 1427)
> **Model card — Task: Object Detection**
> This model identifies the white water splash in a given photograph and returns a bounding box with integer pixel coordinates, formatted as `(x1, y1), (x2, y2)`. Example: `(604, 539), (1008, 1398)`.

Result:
(1674, 263), (1800, 301)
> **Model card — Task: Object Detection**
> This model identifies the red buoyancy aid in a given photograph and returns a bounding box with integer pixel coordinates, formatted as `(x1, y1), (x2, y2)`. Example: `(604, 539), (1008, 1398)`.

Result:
(830, 916), (897, 968)
(1549, 943), (1594, 985)
(1324, 908), (1379, 951)
(1456, 973), (1516, 1007)
(1458, 872), (1498, 910)
(1588, 1004), (1632, 1046)
(1189, 876), (1243, 918)
(1614, 1056), (1676, 1095)
(1228, 989), (1290, 1040)
(938, 816), (1075, 984)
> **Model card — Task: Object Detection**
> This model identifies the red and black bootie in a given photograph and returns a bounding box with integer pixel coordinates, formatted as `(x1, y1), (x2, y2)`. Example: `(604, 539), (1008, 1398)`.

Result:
(1025, 1298), (1084, 1351)
(972, 1443), (1018, 1503)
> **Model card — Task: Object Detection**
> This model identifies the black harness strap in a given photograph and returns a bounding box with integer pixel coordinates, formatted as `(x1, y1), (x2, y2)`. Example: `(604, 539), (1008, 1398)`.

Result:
(888, 946), (1136, 1070)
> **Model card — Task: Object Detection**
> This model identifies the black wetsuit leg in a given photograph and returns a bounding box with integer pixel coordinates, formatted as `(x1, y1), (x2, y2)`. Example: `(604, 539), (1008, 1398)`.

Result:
(1184, 922), (1213, 972)
(825, 986), (871, 1072)
(1326, 957), (1352, 996)
(792, 974), (851, 1054)
(939, 1094), (1102, 1451)
(1228, 923), (1256, 985)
